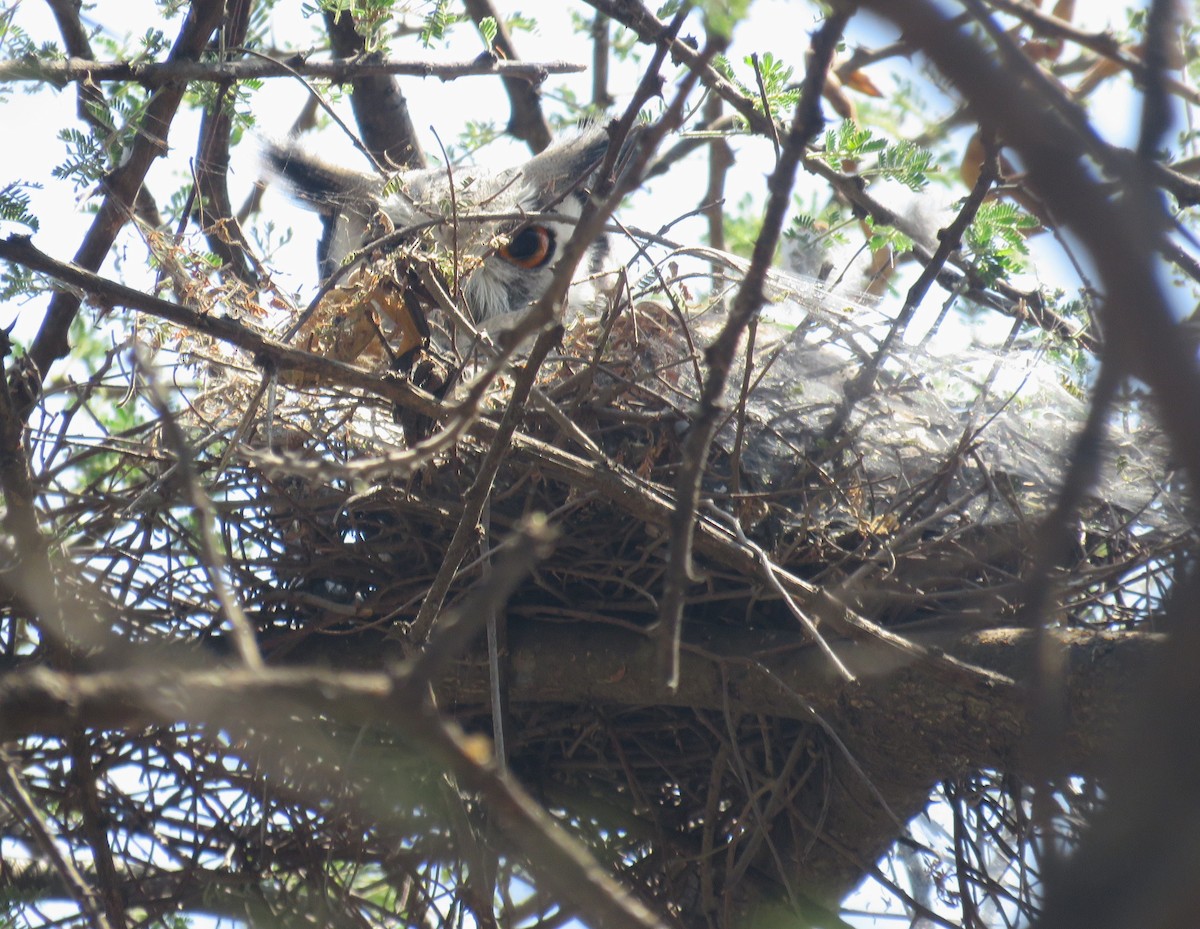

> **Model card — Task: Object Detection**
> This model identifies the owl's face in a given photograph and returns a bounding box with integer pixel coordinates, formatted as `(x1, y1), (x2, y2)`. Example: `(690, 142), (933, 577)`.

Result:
(269, 128), (622, 327)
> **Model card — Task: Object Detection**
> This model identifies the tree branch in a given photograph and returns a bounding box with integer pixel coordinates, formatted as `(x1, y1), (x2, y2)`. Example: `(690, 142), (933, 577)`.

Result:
(0, 235), (446, 420)
(0, 54), (584, 87)
(462, 0), (554, 152)
(0, 625), (1159, 779)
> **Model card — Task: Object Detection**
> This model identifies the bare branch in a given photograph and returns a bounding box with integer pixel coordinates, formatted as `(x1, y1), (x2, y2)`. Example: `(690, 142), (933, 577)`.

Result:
(0, 53), (584, 88)
(462, 0), (554, 152)
(0, 748), (113, 929)
(0, 626), (1158, 777)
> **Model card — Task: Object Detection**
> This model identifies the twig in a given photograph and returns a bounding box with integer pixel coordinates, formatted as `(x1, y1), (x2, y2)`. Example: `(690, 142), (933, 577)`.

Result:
(986, 0), (1200, 108)
(66, 735), (128, 929)
(408, 326), (562, 642)
(321, 10), (427, 170)
(821, 128), (1003, 443)
(655, 9), (851, 691)
(0, 235), (446, 420)
(0, 748), (113, 929)
(405, 513), (557, 697)
(136, 347), (263, 670)
(462, 0), (554, 152)
(584, 0), (776, 138)
(703, 503), (855, 683)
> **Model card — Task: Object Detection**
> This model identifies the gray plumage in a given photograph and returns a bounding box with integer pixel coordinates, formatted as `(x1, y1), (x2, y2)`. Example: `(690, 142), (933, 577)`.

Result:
(266, 127), (626, 326)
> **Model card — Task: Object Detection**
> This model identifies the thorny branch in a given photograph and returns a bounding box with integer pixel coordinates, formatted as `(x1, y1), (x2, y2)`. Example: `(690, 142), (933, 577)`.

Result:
(0, 234), (447, 420)
(0, 748), (113, 929)
(321, 8), (429, 170)
(461, 0), (554, 152)
(986, 0), (1200, 108)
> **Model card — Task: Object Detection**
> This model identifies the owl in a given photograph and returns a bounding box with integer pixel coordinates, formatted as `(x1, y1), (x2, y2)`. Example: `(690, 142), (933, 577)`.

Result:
(265, 127), (1174, 535)
(266, 126), (628, 336)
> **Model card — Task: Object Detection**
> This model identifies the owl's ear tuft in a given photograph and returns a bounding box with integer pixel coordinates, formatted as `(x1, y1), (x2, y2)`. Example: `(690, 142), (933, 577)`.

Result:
(522, 123), (644, 210)
(263, 141), (383, 278)
(263, 141), (378, 213)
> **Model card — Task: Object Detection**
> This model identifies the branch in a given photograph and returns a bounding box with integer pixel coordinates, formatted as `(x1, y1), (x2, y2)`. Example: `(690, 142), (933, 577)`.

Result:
(822, 129), (1003, 441)
(0, 749), (113, 929)
(583, 0), (776, 136)
(800, 154), (1099, 351)
(190, 0), (258, 287)
(0, 235), (445, 420)
(43, 0), (106, 128)
(0, 659), (667, 929)
(986, 0), (1200, 108)
(462, 0), (554, 152)
(0, 54), (584, 87)
(0, 625), (1160, 779)
(321, 11), (427, 170)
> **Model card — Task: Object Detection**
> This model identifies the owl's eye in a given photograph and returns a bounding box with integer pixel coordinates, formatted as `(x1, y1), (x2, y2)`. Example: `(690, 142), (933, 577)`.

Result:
(498, 225), (554, 269)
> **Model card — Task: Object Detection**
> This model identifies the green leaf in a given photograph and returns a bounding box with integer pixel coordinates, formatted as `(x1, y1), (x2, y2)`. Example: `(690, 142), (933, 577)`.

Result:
(477, 15), (498, 49)
(0, 181), (40, 232)
(418, 0), (464, 48)
(822, 121), (936, 191)
(52, 128), (108, 189)
(698, 0), (752, 38)
(962, 199), (1039, 286)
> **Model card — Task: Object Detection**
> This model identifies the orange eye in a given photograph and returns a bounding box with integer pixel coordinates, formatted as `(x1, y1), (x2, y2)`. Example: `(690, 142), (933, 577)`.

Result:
(498, 225), (554, 269)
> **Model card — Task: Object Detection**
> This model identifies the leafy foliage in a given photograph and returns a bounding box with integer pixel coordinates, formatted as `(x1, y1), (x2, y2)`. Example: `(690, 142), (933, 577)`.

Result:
(963, 199), (1039, 285)
(418, 0), (465, 48)
(714, 51), (801, 122)
(308, 0), (399, 52)
(863, 213), (915, 259)
(0, 260), (39, 303)
(0, 6), (60, 63)
(476, 15), (498, 50)
(0, 181), (39, 232)
(52, 128), (109, 189)
(822, 119), (937, 191)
